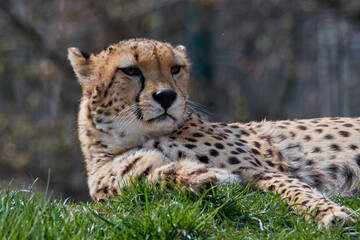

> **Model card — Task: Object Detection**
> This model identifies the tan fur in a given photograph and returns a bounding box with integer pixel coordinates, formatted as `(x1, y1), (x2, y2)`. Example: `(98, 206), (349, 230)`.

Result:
(68, 38), (359, 228)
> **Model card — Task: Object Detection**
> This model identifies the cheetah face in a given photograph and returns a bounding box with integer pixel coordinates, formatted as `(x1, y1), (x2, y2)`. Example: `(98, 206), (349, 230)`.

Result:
(68, 39), (190, 136)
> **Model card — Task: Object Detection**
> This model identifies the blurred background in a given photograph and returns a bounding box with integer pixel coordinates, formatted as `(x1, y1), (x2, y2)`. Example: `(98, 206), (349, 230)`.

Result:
(1, 0), (360, 201)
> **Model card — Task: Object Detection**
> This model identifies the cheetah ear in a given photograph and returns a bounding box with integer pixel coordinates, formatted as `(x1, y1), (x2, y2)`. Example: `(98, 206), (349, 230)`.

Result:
(68, 47), (94, 90)
(175, 45), (186, 53)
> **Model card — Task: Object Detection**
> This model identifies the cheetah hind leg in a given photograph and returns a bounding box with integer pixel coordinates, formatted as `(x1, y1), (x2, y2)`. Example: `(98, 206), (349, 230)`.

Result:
(148, 160), (240, 194)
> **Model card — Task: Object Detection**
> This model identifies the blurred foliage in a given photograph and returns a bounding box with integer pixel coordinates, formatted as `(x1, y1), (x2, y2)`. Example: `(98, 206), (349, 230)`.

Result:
(0, 0), (360, 200)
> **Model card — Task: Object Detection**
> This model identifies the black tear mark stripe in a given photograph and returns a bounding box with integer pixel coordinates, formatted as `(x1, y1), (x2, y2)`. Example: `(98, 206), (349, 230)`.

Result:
(135, 75), (145, 119)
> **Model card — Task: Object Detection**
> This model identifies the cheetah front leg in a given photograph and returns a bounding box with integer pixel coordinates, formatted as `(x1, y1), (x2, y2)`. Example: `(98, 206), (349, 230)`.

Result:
(255, 172), (355, 228)
(88, 149), (169, 201)
(88, 149), (234, 202)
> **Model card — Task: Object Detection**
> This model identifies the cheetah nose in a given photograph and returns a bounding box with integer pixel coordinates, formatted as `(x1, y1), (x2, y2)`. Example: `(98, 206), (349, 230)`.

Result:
(152, 89), (177, 110)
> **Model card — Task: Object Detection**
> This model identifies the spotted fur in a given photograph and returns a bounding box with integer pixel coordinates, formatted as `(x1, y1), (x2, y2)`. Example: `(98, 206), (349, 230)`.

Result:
(68, 39), (359, 228)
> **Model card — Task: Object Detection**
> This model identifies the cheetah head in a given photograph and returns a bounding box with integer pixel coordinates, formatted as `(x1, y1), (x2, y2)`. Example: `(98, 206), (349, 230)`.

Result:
(68, 39), (190, 137)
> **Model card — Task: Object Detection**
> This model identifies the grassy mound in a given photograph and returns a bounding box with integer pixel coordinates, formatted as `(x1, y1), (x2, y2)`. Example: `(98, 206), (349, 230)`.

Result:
(1, 181), (359, 239)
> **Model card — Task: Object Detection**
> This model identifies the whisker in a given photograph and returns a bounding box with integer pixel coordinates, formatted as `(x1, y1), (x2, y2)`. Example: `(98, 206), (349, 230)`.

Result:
(118, 113), (137, 132)
(119, 108), (143, 132)
(186, 103), (213, 116)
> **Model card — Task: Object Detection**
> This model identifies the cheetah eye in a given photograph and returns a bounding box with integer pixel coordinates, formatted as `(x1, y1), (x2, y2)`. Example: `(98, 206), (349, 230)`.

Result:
(120, 67), (142, 77)
(171, 65), (182, 75)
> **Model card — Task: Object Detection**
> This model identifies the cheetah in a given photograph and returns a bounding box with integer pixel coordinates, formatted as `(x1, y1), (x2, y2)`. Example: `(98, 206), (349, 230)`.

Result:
(68, 38), (359, 229)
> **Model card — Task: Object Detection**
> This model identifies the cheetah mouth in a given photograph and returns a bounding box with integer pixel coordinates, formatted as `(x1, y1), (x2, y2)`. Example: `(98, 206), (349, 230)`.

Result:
(147, 113), (176, 123)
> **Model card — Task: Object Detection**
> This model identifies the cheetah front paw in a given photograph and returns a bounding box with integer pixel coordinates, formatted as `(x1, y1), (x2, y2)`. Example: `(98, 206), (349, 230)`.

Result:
(149, 161), (219, 194)
(317, 207), (355, 229)
(93, 187), (115, 203)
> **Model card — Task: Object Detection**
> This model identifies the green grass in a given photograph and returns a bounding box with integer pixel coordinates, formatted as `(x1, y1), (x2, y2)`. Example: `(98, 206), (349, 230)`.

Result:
(1, 181), (360, 240)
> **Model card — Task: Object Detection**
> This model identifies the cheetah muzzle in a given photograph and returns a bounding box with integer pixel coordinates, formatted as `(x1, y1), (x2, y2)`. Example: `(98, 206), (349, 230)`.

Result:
(68, 38), (359, 229)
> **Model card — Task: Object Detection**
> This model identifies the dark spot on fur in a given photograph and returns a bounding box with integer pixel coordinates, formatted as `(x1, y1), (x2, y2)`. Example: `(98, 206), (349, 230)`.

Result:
(315, 129), (323, 133)
(343, 123), (353, 127)
(251, 148), (260, 155)
(278, 134), (287, 141)
(214, 143), (224, 149)
(139, 166), (152, 178)
(228, 157), (240, 164)
(210, 149), (219, 157)
(120, 156), (142, 177)
(185, 137), (197, 142)
(197, 155), (209, 164)
(297, 125), (307, 130)
(249, 161), (259, 167)
(240, 130), (250, 136)
(262, 176), (272, 181)
(193, 132), (204, 138)
(236, 147), (246, 153)
(324, 134), (334, 140)
(266, 149), (273, 156)
(253, 141), (261, 148)
(184, 144), (196, 149)
(330, 144), (341, 151)
(219, 163), (226, 168)
(312, 147), (321, 153)
(153, 141), (160, 149)
(302, 200), (309, 205)
(304, 135), (311, 141)
(204, 142), (211, 146)
(178, 151), (185, 159)
(338, 131), (350, 137)
(265, 160), (275, 167)
(349, 144), (358, 150)
(212, 136), (223, 141)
